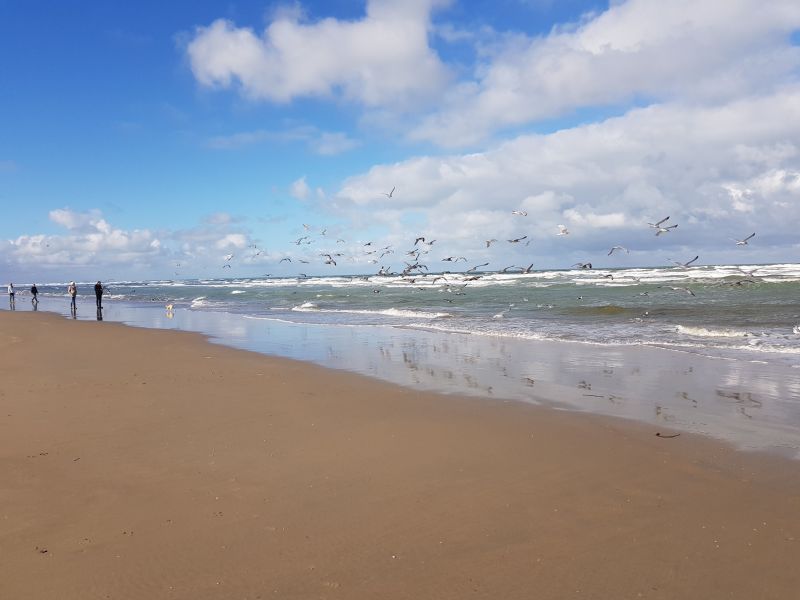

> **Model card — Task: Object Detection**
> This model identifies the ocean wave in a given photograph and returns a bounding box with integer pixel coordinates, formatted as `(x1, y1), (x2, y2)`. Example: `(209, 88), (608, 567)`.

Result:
(290, 304), (451, 319)
(675, 325), (753, 338)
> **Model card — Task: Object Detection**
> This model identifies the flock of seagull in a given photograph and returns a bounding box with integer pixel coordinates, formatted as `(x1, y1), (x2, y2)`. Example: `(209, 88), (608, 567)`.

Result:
(202, 189), (757, 302)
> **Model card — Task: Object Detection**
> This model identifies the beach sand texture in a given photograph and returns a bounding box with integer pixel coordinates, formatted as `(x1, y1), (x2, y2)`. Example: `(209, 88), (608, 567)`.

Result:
(1, 311), (799, 599)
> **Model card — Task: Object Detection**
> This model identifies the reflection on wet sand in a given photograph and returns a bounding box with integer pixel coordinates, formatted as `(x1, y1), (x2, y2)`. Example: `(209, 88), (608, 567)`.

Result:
(5, 299), (800, 457)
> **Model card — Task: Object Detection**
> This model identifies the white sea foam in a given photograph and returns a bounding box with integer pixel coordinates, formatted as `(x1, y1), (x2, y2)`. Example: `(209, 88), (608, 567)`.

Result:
(675, 325), (753, 338)
(291, 304), (451, 319)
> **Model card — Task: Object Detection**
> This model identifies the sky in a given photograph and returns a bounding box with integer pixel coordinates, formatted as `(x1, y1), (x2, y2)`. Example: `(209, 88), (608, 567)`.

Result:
(1, 0), (799, 282)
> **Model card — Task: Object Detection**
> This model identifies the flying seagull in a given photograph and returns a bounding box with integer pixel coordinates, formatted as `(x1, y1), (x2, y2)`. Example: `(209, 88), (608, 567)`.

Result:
(732, 233), (756, 245)
(572, 262), (593, 269)
(655, 224), (678, 236)
(659, 285), (696, 297)
(557, 224), (569, 236)
(485, 239), (498, 248)
(507, 235), (528, 243)
(648, 216), (671, 229)
(512, 210), (528, 216)
(382, 186), (395, 199)
(608, 245), (629, 256)
(670, 255), (699, 268)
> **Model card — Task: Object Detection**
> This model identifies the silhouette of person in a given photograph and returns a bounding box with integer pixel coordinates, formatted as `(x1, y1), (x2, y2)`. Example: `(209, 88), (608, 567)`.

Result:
(7, 282), (15, 309)
(94, 281), (104, 309)
(30, 283), (39, 306)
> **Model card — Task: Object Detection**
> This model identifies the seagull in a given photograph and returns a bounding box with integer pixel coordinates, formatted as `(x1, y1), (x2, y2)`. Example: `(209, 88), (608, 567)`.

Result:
(557, 224), (569, 236)
(467, 262), (489, 273)
(659, 285), (696, 297)
(485, 239), (498, 248)
(733, 233), (756, 245)
(382, 186), (395, 199)
(655, 224), (678, 236)
(279, 257), (292, 263)
(670, 255), (699, 268)
(512, 210), (528, 216)
(442, 256), (467, 262)
(224, 253), (234, 262)
(294, 236), (310, 245)
(414, 237), (426, 245)
(507, 235), (527, 243)
(572, 262), (593, 269)
(608, 245), (629, 256)
(648, 216), (671, 229)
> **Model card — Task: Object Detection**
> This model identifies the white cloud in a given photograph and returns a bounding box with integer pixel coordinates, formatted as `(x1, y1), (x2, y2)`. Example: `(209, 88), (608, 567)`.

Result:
(185, 0), (451, 109)
(331, 88), (800, 264)
(9, 209), (165, 269)
(290, 176), (311, 200)
(311, 131), (360, 155)
(411, 0), (800, 146)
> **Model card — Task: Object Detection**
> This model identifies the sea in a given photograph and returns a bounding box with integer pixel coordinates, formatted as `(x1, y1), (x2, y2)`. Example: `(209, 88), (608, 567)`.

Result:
(6, 262), (800, 456)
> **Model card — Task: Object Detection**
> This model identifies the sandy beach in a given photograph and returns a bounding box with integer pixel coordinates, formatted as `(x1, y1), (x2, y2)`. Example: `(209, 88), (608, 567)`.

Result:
(1, 311), (799, 599)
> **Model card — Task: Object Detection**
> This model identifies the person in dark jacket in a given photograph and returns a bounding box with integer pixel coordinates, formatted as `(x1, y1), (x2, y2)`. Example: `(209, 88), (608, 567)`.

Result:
(94, 281), (104, 309)
(30, 283), (39, 305)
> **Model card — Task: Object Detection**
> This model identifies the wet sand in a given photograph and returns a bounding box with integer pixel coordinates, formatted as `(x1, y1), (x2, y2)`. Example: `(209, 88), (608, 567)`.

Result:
(1, 311), (799, 599)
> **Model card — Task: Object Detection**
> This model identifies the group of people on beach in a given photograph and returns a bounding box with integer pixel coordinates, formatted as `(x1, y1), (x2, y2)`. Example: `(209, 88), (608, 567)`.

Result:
(7, 281), (106, 315)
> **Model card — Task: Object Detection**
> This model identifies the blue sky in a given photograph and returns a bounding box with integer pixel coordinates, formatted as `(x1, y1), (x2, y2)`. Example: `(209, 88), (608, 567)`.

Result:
(1, 0), (799, 281)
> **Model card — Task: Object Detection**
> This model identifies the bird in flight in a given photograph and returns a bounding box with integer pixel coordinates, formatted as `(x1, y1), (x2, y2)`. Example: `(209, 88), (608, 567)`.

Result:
(655, 224), (678, 236)
(485, 239), (498, 248)
(557, 224), (569, 236)
(659, 285), (696, 297)
(507, 235), (527, 243)
(648, 216), (671, 228)
(512, 210), (528, 216)
(732, 233), (756, 245)
(670, 255), (699, 268)
(383, 186), (396, 198)
(572, 262), (593, 269)
(608, 245), (629, 256)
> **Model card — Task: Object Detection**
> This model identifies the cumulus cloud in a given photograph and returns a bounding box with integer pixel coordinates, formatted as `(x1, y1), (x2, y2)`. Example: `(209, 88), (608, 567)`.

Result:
(332, 88), (800, 265)
(8, 209), (165, 270)
(185, 0), (451, 109)
(412, 0), (800, 146)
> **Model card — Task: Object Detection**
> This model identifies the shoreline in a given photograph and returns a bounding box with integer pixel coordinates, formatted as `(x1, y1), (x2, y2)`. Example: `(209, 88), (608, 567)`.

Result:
(2, 297), (799, 458)
(2, 310), (800, 599)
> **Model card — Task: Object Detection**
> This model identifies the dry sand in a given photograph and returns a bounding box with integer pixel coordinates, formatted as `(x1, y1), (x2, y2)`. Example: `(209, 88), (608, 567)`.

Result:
(1, 311), (799, 599)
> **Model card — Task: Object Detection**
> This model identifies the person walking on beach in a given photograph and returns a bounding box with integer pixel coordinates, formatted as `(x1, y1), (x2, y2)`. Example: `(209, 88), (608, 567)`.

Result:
(7, 283), (15, 309)
(94, 281), (104, 309)
(30, 283), (39, 306)
(68, 281), (77, 313)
